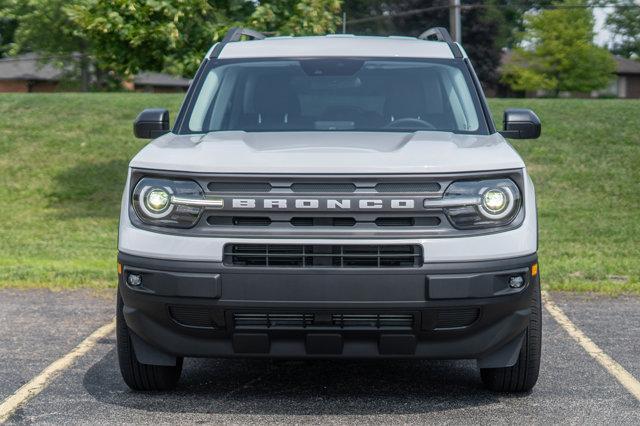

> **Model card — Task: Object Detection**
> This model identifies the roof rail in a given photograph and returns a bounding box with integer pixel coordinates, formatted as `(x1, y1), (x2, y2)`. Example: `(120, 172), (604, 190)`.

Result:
(209, 27), (266, 58)
(418, 27), (463, 59)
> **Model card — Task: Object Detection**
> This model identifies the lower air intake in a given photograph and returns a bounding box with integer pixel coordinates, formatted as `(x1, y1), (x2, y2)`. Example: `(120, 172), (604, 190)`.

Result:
(434, 308), (480, 330)
(233, 312), (414, 330)
(224, 244), (423, 268)
(168, 306), (217, 329)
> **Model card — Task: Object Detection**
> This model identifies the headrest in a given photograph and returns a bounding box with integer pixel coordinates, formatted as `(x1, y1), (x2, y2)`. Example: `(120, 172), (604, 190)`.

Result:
(252, 74), (300, 116)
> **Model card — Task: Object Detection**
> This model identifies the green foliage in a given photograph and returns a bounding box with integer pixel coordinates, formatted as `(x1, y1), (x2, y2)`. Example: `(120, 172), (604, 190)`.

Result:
(605, 0), (640, 58)
(249, 0), (341, 35)
(67, 0), (342, 78)
(2, 0), (342, 79)
(1, 0), (96, 90)
(501, 0), (616, 94)
(0, 94), (639, 294)
(6, 0), (85, 57)
(0, 0), (19, 57)
(341, 0), (554, 88)
(67, 0), (224, 78)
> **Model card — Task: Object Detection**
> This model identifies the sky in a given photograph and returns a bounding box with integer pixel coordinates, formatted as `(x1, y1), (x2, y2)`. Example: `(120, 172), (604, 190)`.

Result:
(593, 7), (613, 47)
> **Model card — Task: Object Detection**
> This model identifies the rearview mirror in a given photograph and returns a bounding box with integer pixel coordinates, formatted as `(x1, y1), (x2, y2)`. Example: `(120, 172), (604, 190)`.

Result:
(500, 109), (541, 139)
(133, 109), (170, 139)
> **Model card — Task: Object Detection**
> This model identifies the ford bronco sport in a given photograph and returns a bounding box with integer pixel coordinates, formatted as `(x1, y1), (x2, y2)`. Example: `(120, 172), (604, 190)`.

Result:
(117, 27), (542, 392)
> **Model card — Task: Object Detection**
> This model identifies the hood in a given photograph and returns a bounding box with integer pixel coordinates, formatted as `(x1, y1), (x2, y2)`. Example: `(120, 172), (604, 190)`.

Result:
(129, 131), (525, 174)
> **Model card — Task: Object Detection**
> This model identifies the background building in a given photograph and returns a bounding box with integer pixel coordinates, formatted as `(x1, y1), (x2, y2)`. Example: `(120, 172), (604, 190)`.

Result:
(0, 54), (190, 93)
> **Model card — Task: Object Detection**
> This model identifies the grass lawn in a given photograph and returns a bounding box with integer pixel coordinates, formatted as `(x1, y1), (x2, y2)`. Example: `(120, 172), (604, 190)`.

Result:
(0, 94), (638, 294)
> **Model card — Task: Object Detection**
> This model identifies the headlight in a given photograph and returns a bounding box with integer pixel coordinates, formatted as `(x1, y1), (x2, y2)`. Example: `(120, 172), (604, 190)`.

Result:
(132, 177), (216, 228)
(145, 188), (171, 212)
(439, 178), (521, 229)
(139, 186), (173, 218)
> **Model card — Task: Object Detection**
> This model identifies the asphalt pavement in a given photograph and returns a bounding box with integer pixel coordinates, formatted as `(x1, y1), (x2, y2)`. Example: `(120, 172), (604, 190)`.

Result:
(1, 289), (639, 424)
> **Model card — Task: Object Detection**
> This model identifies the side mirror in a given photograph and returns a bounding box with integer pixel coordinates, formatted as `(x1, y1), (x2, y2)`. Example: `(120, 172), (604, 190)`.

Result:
(133, 109), (170, 139)
(500, 109), (541, 139)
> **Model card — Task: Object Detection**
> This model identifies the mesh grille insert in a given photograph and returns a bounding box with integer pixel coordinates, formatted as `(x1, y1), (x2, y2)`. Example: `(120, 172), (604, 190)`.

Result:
(168, 306), (216, 329)
(234, 313), (315, 329)
(434, 308), (480, 330)
(291, 183), (357, 193)
(208, 182), (272, 192)
(375, 182), (441, 193)
(224, 244), (423, 268)
(291, 217), (356, 227)
(233, 312), (414, 330)
(375, 217), (441, 227)
(332, 314), (413, 329)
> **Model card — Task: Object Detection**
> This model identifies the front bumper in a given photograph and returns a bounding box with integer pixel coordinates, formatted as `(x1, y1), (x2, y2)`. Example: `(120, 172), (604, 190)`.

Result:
(118, 251), (539, 366)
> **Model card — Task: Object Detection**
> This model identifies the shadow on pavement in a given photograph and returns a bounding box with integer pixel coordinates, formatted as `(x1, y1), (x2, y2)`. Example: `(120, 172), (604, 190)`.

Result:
(83, 348), (506, 415)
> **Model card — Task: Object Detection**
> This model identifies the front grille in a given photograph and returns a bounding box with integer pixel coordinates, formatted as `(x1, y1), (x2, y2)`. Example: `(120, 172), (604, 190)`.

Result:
(233, 312), (414, 330)
(205, 181), (441, 194)
(207, 215), (440, 228)
(131, 171), (524, 238)
(224, 244), (423, 268)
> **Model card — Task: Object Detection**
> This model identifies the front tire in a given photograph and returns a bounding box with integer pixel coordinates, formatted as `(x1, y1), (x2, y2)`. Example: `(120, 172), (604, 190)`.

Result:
(116, 290), (183, 391)
(480, 282), (542, 392)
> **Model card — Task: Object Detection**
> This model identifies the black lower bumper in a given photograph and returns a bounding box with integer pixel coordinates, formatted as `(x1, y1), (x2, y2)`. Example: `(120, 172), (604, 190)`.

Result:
(118, 252), (539, 367)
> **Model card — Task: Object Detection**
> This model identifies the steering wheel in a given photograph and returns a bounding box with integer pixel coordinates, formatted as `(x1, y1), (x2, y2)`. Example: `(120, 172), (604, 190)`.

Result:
(384, 117), (436, 130)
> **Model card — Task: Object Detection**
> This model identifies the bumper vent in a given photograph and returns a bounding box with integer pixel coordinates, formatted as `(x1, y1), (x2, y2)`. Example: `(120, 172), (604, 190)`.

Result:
(234, 313), (314, 329)
(224, 244), (423, 268)
(168, 306), (217, 329)
(233, 312), (414, 330)
(332, 314), (413, 329)
(434, 308), (480, 330)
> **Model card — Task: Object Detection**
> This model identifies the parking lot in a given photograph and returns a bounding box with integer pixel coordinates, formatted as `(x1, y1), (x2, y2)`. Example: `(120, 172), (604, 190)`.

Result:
(1, 289), (638, 424)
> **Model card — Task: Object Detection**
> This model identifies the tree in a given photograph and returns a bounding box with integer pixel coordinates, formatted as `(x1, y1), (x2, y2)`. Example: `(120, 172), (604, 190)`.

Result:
(340, 0), (553, 89)
(606, 0), (640, 58)
(0, 0), (19, 57)
(1, 0), (94, 90)
(67, 0), (227, 78)
(249, 0), (341, 35)
(68, 0), (342, 78)
(501, 0), (616, 94)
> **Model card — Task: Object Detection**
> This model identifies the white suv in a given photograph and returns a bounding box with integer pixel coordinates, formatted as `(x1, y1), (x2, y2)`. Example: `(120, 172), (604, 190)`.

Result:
(117, 27), (542, 392)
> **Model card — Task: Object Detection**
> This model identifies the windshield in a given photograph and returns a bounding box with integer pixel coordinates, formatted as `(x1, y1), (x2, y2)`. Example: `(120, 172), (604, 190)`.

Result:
(184, 58), (486, 134)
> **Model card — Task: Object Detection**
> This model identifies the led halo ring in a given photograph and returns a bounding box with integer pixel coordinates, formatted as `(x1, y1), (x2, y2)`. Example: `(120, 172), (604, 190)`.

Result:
(478, 186), (515, 220)
(483, 188), (508, 213)
(138, 186), (175, 219)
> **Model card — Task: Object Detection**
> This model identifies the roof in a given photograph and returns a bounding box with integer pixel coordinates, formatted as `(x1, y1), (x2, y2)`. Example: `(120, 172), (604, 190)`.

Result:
(133, 72), (190, 87)
(217, 35), (457, 60)
(615, 56), (640, 75)
(0, 53), (64, 81)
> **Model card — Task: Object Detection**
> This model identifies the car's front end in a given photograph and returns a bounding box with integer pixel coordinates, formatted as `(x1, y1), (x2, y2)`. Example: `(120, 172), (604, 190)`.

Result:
(118, 131), (538, 364)
(116, 31), (542, 392)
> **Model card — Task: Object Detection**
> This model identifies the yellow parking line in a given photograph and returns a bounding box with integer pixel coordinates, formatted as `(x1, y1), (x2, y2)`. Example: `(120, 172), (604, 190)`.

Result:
(542, 291), (640, 402)
(0, 319), (116, 424)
